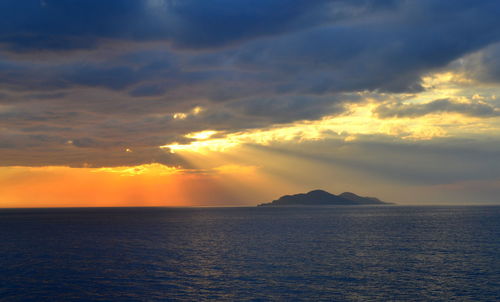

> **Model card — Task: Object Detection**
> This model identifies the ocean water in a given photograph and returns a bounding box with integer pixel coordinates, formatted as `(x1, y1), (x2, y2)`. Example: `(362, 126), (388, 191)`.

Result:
(1, 206), (499, 301)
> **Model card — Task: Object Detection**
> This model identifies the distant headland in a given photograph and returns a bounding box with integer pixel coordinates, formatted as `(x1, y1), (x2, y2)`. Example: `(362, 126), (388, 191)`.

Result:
(258, 190), (389, 206)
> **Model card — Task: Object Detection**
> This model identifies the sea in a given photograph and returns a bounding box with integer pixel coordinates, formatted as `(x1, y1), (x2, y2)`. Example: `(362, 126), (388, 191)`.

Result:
(1, 206), (499, 301)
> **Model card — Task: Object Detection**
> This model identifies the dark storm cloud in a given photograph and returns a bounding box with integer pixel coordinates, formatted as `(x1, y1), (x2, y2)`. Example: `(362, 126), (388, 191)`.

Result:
(230, 0), (500, 94)
(374, 98), (500, 118)
(2, 0), (500, 167)
(2, 1), (499, 93)
(0, 0), (338, 51)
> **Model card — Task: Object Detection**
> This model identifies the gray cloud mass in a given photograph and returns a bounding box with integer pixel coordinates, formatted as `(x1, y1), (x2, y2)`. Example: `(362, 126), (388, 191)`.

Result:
(375, 98), (500, 118)
(1, 0), (500, 168)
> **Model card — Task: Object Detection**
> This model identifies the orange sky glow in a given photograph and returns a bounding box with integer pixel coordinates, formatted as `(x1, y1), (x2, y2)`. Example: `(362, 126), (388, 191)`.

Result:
(0, 163), (292, 208)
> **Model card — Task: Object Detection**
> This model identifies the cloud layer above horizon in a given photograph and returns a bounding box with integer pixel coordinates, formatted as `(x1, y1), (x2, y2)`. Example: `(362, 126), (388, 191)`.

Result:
(1, 0), (500, 204)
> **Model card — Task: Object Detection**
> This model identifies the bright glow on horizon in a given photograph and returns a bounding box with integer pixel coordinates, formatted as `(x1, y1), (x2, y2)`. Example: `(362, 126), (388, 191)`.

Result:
(0, 163), (274, 208)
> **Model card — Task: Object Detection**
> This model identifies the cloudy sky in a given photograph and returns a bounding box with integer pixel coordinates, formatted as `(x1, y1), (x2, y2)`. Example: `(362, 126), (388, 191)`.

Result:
(1, 0), (500, 207)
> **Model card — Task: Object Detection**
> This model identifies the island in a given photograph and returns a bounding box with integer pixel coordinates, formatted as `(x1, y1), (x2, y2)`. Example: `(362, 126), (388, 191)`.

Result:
(258, 189), (389, 206)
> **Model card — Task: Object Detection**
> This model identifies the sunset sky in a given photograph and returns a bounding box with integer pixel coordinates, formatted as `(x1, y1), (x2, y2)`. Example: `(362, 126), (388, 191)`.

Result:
(1, 0), (500, 207)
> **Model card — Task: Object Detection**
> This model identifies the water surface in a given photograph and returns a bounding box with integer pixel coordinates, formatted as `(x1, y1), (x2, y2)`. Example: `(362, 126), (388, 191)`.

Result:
(1, 206), (499, 301)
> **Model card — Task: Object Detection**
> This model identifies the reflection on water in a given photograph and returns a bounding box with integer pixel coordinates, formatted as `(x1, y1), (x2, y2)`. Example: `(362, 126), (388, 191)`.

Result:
(1, 206), (499, 301)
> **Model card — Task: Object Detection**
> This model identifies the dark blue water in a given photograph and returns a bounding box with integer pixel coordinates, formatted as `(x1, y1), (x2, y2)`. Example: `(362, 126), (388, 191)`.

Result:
(1, 206), (499, 301)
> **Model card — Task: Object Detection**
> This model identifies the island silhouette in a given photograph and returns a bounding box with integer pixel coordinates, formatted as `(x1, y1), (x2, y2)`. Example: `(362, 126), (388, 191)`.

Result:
(258, 189), (388, 206)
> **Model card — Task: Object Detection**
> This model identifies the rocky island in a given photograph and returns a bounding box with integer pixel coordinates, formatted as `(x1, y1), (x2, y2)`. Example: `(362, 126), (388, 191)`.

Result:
(258, 189), (388, 206)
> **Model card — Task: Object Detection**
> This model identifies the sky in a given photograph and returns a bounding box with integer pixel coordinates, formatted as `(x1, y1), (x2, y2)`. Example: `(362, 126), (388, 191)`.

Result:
(1, 0), (500, 207)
